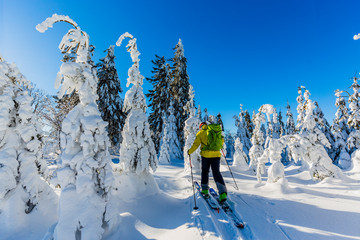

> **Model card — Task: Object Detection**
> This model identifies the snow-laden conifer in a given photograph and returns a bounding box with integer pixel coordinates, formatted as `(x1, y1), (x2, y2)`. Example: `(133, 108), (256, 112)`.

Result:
(345, 73), (360, 170)
(146, 56), (172, 152)
(314, 101), (336, 161)
(224, 131), (235, 160)
(183, 85), (201, 173)
(216, 113), (224, 130)
(171, 39), (190, 147)
(296, 86), (306, 132)
(255, 104), (280, 182)
(248, 108), (266, 174)
(285, 102), (296, 135)
(116, 33), (158, 175)
(197, 104), (202, 121)
(333, 90), (351, 169)
(97, 45), (125, 149)
(203, 108), (209, 122)
(233, 104), (252, 157)
(37, 14), (117, 239)
(159, 102), (182, 163)
(287, 89), (341, 181)
(278, 111), (285, 137)
(0, 57), (56, 228)
(244, 110), (254, 137)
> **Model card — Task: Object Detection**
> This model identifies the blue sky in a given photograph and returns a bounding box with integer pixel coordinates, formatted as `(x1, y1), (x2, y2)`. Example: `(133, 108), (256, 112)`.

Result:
(2, 0), (360, 132)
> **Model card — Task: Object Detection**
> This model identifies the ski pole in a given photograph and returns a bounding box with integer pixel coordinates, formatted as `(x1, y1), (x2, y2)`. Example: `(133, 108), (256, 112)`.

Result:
(221, 149), (239, 190)
(189, 154), (198, 210)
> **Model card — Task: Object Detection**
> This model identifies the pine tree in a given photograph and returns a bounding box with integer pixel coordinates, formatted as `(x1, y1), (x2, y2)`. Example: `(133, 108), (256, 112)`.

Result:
(333, 90), (351, 168)
(116, 32), (158, 175)
(224, 131), (235, 160)
(0, 57), (54, 218)
(37, 14), (117, 239)
(296, 86), (306, 132)
(249, 109), (266, 174)
(171, 39), (190, 146)
(278, 111), (285, 136)
(159, 101), (182, 162)
(285, 102), (296, 135)
(314, 101), (336, 161)
(216, 113), (224, 130)
(244, 110), (254, 137)
(97, 45), (125, 149)
(197, 104), (202, 121)
(203, 108), (209, 122)
(147, 56), (173, 153)
(233, 104), (252, 157)
(288, 89), (340, 180)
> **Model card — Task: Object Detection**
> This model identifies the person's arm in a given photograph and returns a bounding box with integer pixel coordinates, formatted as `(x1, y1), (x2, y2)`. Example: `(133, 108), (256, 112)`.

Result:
(188, 132), (202, 154)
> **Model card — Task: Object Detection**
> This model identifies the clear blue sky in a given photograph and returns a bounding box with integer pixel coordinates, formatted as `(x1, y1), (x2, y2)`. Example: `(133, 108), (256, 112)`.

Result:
(2, 0), (360, 132)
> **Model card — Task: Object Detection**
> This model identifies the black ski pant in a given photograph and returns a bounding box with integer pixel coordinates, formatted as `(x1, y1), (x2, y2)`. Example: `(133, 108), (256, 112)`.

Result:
(201, 156), (227, 195)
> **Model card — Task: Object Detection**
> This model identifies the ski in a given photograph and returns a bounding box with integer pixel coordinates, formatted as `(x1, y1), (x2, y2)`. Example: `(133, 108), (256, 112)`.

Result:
(209, 187), (245, 228)
(194, 181), (219, 211)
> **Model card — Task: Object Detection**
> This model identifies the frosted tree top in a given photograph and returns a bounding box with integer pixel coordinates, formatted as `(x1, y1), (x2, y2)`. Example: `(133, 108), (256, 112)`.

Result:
(116, 32), (143, 87)
(36, 14), (89, 63)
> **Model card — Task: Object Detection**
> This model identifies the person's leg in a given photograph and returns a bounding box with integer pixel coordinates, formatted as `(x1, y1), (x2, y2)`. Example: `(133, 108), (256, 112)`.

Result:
(210, 157), (227, 195)
(201, 156), (211, 191)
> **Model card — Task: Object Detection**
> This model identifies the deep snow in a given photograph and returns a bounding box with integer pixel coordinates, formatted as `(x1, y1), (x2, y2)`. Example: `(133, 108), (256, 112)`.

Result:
(1, 159), (360, 240)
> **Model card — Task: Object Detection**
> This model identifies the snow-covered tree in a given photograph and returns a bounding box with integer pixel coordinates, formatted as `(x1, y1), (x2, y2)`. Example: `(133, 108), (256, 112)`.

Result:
(208, 115), (215, 123)
(146, 56), (173, 152)
(255, 104), (278, 181)
(287, 89), (341, 181)
(285, 102), (296, 135)
(345, 73), (360, 170)
(244, 110), (254, 137)
(216, 113), (224, 130)
(171, 39), (190, 146)
(0, 57), (56, 225)
(37, 14), (117, 239)
(333, 90), (351, 169)
(233, 104), (252, 157)
(159, 102), (182, 163)
(203, 108), (209, 122)
(314, 101), (336, 161)
(260, 137), (287, 183)
(97, 45), (125, 149)
(278, 111), (285, 137)
(197, 104), (202, 121)
(232, 138), (249, 170)
(183, 85), (201, 173)
(116, 32), (158, 175)
(248, 107), (266, 174)
(296, 86), (306, 132)
(224, 131), (235, 160)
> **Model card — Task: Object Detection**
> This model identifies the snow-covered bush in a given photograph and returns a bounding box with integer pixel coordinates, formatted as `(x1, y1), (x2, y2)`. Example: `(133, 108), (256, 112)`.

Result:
(37, 14), (117, 239)
(232, 138), (249, 170)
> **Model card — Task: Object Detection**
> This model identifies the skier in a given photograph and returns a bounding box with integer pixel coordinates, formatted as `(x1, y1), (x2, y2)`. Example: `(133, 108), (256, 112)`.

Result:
(188, 122), (228, 202)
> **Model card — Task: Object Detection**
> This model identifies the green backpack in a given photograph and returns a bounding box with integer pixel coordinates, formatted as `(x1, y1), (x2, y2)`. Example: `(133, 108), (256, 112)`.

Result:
(203, 124), (223, 151)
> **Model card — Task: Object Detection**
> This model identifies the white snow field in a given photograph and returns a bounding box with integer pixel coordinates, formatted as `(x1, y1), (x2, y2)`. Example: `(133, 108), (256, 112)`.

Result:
(1, 159), (360, 240)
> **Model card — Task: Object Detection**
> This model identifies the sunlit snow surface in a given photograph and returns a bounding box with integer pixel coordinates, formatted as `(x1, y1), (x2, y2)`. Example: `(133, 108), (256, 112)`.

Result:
(1, 160), (360, 240)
